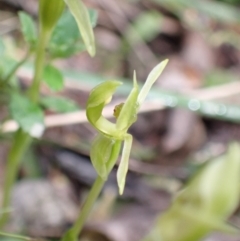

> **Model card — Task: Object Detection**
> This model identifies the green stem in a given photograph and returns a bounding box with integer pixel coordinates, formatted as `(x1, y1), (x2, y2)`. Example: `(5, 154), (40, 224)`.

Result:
(61, 141), (121, 241)
(0, 28), (50, 228)
(28, 28), (50, 103)
(0, 129), (31, 227)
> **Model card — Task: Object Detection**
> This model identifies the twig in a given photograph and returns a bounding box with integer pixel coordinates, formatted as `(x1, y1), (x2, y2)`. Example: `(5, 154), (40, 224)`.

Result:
(0, 99), (165, 133)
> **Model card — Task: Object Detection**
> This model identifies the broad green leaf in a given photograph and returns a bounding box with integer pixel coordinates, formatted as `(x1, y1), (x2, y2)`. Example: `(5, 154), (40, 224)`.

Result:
(90, 134), (115, 179)
(117, 134), (132, 194)
(41, 96), (79, 113)
(9, 93), (44, 137)
(49, 10), (82, 58)
(18, 12), (37, 48)
(64, 0), (95, 56)
(51, 10), (79, 45)
(43, 65), (64, 91)
(49, 9), (97, 58)
(138, 59), (168, 105)
(116, 73), (138, 131)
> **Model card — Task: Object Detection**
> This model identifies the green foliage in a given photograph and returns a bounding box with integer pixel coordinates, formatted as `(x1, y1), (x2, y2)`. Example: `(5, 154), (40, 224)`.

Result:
(144, 143), (240, 241)
(42, 64), (64, 91)
(86, 60), (168, 194)
(9, 93), (44, 137)
(18, 12), (37, 49)
(0, 0), (98, 231)
(40, 96), (79, 113)
(49, 9), (97, 58)
(64, 0), (96, 57)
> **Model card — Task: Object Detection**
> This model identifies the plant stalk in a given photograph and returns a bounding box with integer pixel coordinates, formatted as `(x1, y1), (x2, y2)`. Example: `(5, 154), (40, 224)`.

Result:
(0, 28), (49, 228)
(0, 129), (31, 227)
(28, 28), (50, 103)
(61, 141), (121, 241)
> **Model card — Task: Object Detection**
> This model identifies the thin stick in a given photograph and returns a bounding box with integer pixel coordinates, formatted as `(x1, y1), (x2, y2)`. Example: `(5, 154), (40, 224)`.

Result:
(0, 100), (166, 133)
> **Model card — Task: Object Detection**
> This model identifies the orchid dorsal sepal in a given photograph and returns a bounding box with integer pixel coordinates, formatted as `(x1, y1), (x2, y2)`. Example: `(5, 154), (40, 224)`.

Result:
(86, 60), (168, 194)
(86, 80), (122, 135)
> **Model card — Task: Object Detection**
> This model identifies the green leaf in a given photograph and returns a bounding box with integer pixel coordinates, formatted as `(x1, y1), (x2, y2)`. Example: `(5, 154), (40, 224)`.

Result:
(50, 10), (81, 58)
(9, 93), (44, 137)
(49, 9), (97, 58)
(90, 134), (115, 179)
(43, 64), (64, 91)
(64, 0), (96, 56)
(40, 96), (79, 113)
(18, 11), (37, 48)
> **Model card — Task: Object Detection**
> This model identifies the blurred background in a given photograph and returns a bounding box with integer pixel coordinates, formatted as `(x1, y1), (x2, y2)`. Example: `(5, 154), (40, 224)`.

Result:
(1, 0), (240, 240)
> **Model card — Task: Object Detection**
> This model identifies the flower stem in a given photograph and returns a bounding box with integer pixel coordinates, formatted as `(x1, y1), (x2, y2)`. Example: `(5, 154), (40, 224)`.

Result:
(0, 129), (31, 227)
(28, 28), (50, 102)
(0, 28), (49, 228)
(61, 141), (121, 241)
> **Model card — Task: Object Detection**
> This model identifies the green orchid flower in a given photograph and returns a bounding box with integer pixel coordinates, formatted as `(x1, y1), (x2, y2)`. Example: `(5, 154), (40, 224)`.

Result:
(86, 59), (168, 194)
